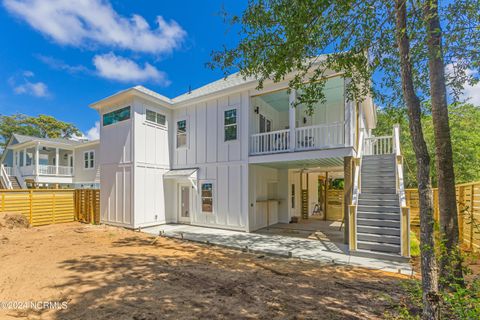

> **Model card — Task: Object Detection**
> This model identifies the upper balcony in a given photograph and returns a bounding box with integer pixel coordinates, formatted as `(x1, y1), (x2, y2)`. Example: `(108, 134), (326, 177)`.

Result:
(249, 77), (351, 156)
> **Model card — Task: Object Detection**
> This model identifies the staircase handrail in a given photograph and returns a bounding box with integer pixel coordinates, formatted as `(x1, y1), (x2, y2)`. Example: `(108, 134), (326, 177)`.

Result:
(393, 124), (410, 257)
(352, 130), (364, 206)
(0, 164), (13, 189)
(393, 124), (406, 207)
(13, 166), (27, 189)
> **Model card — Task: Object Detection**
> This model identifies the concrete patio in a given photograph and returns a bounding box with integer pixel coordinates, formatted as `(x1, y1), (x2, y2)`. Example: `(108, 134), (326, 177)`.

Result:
(142, 222), (413, 275)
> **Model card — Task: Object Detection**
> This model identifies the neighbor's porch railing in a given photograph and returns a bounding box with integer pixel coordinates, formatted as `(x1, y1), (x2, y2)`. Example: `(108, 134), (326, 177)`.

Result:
(18, 165), (74, 177)
(249, 122), (345, 155)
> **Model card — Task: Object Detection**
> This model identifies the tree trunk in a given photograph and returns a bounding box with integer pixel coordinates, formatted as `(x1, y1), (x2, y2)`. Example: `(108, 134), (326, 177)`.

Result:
(422, 0), (463, 285)
(395, 1), (439, 319)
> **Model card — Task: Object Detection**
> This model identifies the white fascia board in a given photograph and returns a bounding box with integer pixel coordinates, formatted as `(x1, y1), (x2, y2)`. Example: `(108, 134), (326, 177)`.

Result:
(90, 87), (173, 111)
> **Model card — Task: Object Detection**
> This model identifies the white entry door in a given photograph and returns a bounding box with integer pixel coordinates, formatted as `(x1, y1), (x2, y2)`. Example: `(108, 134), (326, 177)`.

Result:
(178, 184), (191, 223)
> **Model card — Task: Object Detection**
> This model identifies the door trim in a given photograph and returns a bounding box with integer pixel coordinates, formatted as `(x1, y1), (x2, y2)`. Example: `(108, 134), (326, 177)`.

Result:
(178, 183), (191, 224)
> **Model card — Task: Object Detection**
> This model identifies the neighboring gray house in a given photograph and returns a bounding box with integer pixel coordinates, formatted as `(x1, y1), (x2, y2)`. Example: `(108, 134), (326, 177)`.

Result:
(0, 134), (100, 189)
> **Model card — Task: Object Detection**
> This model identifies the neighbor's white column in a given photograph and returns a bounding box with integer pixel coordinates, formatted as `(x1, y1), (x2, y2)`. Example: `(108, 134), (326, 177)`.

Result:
(23, 148), (26, 167)
(55, 148), (59, 175)
(35, 144), (39, 176)
(289, 89), (296, 152)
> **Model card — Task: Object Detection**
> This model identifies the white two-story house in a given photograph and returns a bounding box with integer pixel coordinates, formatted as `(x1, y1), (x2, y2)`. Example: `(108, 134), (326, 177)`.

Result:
(1, 134), (100, 189)
(90, 67), (395, 240)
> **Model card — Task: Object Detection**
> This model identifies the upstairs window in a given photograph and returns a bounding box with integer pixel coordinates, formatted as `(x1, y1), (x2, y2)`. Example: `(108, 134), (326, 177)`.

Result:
(176, 120), (187, 148)
(224, 109), (237, 141)
(146, 109), (166, 126)
(103, 106), (131, 126)
(84, 151), (95, 169)
(201, 183), (213, 213)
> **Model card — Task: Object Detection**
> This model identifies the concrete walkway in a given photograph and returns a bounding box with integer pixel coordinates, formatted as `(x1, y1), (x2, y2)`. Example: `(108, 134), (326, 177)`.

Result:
(142, 224), (413, 275)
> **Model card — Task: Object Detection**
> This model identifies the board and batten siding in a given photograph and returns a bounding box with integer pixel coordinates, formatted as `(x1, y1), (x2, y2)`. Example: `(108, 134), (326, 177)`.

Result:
(169, 91), (250, 231)
(99, 100), (134, 227)
(132, 98), (172, 228)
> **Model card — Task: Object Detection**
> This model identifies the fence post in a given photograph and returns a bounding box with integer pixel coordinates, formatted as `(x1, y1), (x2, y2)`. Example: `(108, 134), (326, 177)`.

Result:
(458, 186), (465, 247)
(1, 193), (4, 212)
(29, 190), (33, 225)
(470, 185), (475, 250)
(52, 191), (56, 224)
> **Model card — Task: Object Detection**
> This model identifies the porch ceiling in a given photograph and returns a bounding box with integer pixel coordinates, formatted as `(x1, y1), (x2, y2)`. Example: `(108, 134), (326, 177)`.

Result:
(254, 156), (344, 170)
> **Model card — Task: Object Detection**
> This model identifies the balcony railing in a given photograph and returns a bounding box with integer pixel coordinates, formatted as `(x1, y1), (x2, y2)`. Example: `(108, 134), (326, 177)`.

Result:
(364, 136), (394, 155)
(249, 122), (345, 155)
(250, 129), (290, 155)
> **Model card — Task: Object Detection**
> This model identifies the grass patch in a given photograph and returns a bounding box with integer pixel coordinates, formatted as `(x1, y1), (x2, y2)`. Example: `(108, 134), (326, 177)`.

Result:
(410, 231), (420, 257)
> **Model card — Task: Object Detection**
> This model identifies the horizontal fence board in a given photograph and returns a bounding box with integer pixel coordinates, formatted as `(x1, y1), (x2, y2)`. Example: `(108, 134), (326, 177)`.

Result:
(406, 181), (480, 252)
(0, 189), (100, 227)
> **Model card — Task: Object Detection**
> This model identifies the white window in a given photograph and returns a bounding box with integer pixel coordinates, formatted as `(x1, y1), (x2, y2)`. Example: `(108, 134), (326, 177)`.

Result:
(201, 182), (214, 213)
(84, 151), (95, 169)
(146, 109), (166, 126)
(224, 108), (238, 141)
(176, 119), (187, 148)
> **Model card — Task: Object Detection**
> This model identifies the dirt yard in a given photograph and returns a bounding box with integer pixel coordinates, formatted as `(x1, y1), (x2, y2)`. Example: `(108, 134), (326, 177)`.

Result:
(0, 221), (409, 320)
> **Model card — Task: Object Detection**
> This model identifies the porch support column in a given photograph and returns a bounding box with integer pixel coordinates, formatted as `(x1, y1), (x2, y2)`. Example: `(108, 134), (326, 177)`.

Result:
(55, 148), (59, 175)
(35, 143), (39, 176)
(288, 89), (296, 152)
(23, 148), (27, 167)
(343, 156), (354, 245)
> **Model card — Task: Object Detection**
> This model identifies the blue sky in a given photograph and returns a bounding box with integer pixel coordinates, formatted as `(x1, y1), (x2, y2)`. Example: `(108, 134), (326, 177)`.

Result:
(0, 0), (246, 139)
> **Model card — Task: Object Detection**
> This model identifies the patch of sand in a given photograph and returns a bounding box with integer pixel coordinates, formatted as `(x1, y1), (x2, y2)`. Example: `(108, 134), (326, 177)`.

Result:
(0, 222), (409, 320)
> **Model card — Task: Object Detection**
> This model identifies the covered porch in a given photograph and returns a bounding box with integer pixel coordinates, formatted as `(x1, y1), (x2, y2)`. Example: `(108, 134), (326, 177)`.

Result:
(249, 77), (353, 155)
(8, 142), (74, 179)
(248, 154), (354, 247)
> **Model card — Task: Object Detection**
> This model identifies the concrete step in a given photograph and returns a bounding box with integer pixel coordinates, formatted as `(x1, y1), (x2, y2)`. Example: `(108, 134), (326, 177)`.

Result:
(357, 232), (401, 245)
(351, 249), (408, 262)
(359, 193), (399, 201)
(357, 225), (400, 236)
(361, 187), (397, 194)
(357, 240), (401, 254)
(357, 218), (400, 228)
(357, 211), (400, 221)
(357, 205), (400, 214)
(358, 198), (399, 206)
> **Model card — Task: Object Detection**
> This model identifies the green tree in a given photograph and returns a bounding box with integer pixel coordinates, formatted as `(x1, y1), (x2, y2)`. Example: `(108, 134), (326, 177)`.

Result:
(0, 113), (81, 150)
(375, 103), (480, 187)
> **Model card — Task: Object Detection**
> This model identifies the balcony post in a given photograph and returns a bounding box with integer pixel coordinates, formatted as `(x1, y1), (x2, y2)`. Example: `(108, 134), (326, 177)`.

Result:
(23, 148), (26, 167)
(55, 148), (59, 175)
(35, 144), (39, 176)
(289, 89), (296, 152)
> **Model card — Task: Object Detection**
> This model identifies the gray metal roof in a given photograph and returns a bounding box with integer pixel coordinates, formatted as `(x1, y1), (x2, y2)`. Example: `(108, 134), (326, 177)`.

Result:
(10, 134), (97, 147)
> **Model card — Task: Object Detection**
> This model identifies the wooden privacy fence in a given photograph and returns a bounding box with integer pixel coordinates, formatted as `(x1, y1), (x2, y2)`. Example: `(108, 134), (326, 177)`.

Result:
(406, 181), (480, 251)
(0, 189), (100, 227)
(75, 189), (100, 224)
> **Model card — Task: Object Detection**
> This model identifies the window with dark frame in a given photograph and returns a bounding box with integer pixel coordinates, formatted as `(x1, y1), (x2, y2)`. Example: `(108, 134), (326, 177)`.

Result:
(103, 106), (131, 126)
(84, 151), (94, 169)
(201, 183), (213, 213)
(146, 109), (166, 126)
(224, 109), (237, 141)
(176, 120), (187, 148)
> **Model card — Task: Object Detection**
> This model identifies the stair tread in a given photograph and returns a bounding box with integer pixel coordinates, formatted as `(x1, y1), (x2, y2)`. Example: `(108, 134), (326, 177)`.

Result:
(357, 240), (400, 247)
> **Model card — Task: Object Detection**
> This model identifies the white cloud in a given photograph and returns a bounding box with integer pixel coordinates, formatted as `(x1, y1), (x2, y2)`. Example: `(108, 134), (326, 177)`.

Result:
(460, 69), (480, 106)
(86, 121), (100, 140)
(3, 0), (186, 54)
(93, 53), (170, 85)
(9, 71), (49, 97)
(37, 55), (89, 74)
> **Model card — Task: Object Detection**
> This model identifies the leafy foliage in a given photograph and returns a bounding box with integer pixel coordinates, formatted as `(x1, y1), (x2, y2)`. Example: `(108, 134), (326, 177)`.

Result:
(0, 113), (81, 150)
(374, 103), (480, 187)
(209, 0), (479, 112)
